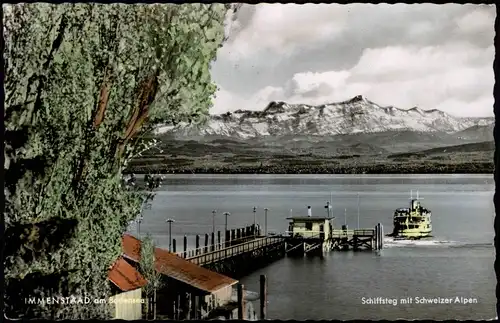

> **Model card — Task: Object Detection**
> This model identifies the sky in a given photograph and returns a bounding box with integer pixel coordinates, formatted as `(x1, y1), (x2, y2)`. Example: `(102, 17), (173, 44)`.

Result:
(210, 4), (495, 117)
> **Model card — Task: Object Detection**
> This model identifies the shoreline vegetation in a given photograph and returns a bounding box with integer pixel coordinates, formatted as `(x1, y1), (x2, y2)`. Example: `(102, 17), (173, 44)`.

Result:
(125, 161), (493, 174)
(124, 138), (494, 175)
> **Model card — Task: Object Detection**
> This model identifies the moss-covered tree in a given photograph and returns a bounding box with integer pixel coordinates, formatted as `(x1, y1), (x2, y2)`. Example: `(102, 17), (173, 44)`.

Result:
(4, 3), (232, 319)
(138, 234), (163, 320)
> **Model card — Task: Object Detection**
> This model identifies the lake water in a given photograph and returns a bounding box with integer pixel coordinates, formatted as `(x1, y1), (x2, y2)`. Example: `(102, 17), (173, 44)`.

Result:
(131, 174), (496, 320)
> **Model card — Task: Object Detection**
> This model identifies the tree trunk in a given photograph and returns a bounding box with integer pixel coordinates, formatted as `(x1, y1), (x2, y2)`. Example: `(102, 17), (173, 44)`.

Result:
(153, 289), (157, 320)
(144, 297), (149, 320)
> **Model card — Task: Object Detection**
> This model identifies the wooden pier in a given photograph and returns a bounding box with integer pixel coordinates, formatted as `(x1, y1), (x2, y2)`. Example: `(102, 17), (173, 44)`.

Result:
(133, 206), (386, 320)
(330, 224), (384, 251)
(283, 215), (384, 256)
(169, 221), (384, 278)
(172, 225), (286, 278)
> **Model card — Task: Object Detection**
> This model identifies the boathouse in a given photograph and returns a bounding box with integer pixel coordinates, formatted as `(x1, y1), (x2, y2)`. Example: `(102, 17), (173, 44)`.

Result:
(287, 208), (334, 240)
(121, 234), (238, 319)
(285, 207), (334, 255)
(108, 257), (148, 320)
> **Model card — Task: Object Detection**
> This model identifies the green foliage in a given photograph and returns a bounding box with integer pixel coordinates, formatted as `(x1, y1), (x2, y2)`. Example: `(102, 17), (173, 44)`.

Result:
(139, 234), (164, 319)
(4, 3), (229, 319)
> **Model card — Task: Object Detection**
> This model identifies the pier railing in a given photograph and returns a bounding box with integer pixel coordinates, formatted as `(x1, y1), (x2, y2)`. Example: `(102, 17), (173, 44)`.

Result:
(353, 229), (375, 237)
(174, 235), (257, 258)
(185, 236), (284, 266)
(170, 225), (263, 258)
(283, 229), (376, 238)
(330, 229), (354, 237)
(330, 229), (375, 237)
(171, 226), (380, 262)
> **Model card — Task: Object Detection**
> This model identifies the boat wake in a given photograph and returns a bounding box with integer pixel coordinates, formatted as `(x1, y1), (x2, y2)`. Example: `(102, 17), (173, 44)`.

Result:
(383, 237), (492, 249)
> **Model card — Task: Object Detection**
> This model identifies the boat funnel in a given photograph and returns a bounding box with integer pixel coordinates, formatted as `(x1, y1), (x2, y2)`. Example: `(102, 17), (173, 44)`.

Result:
(307, 206), (312, 217)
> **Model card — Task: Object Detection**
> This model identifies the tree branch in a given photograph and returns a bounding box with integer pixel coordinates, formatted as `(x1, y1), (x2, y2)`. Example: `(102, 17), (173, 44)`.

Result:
(93, 66), (113, 129)
(29, 13), (69, 124)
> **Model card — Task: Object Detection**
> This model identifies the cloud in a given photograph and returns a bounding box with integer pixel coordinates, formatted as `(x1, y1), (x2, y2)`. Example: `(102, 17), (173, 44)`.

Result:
(284, 71), (350, 97)
(212, 4), (495, 117)
(435, 96), (493, 117)
(218, 4), (354, 64)
(454, 6), (496, 35)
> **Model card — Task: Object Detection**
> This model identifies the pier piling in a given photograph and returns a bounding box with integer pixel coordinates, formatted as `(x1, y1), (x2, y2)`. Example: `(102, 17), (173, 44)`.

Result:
(380, 223), (384, 249)
(191, 294), (200, 319)
(182, 293), (190, 319)
(217, 231), (221, 248)
(260, 275), (267, 320)
(237, 283), (245, 320)
(183, 236), (187, 258)
(211, 232), (215, 251)
(195, 235), (200, 255)
(204, 234), (208, 253)
(374, 223), (384, 250)
(175, 295), (180, 319)
(172, 239), (176, 253)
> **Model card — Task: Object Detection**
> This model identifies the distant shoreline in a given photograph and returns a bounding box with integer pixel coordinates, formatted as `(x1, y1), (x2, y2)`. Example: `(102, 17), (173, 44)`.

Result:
(125, 162), (493, 175)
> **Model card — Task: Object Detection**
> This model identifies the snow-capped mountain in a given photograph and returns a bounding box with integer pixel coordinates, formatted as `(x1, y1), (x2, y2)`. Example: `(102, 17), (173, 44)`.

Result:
(161, 95), (493, 138)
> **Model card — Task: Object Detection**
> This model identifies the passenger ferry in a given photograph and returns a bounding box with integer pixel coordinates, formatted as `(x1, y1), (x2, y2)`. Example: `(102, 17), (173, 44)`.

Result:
(388, 191), (432, 239)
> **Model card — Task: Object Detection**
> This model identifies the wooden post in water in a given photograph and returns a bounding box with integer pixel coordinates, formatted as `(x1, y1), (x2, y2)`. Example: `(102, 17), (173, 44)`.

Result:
(231, 229), (236, 242)
(195, 235), (200, 255)
(260, 275), (267, 320)
(211, 232), (215, 251)
(176, 294), (181, 320)
(189, 293), (195, 319)
(237, 228), (241, 239)
(183, 293), (190, 320)
(204, 234), (209, 253)
(217, 231), (221, 249)
(183, 236), (187, 258)
(374, 223), (383, 250)
(377, 224), (380, 250)
(380, 223), (384, 249)
(191, 294), (199, 319)
(237, 283), (245, 320)
(172, 239), (176, 253)
(172, 296), (176, 320)
(225, 229), (230, 248)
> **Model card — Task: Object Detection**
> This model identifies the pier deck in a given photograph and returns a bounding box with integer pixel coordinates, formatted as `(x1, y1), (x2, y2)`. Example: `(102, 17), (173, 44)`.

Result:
(171, 225), (285, 277)
(183, 236), (284, 266)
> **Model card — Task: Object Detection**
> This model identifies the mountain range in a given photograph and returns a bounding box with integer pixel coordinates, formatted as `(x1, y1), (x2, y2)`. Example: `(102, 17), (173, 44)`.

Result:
(127, 96), (494, 174)
(158, 95), (493, 138)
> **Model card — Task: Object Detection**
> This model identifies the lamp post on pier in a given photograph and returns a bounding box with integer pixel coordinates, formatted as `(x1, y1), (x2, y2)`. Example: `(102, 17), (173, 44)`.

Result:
(137, 215), (144, 237)
(264, 208), (269, 236)
(166, 218), (175, 251)
(223, 212), (230, 234)
(325, 202), (331, 218)
(357, 193), (360, 229)
(253, 207), (257, 237)
(211, 210), (217, 236)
